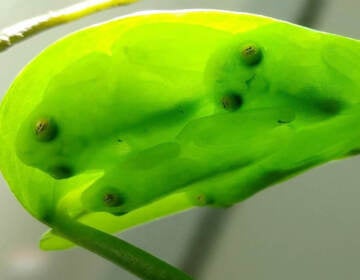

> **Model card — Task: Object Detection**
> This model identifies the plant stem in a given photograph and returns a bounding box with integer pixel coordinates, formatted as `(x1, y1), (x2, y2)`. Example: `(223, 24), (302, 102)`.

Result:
(53, 215), (194, 280)
(0, 0), (139, 52)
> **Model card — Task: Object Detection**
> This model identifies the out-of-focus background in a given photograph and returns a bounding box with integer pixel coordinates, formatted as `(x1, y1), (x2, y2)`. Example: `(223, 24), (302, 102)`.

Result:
(0, 1), (359, 279)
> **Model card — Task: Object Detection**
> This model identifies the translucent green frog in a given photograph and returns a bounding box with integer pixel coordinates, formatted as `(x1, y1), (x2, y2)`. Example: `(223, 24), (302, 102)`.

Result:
(0, 10), (359, 255)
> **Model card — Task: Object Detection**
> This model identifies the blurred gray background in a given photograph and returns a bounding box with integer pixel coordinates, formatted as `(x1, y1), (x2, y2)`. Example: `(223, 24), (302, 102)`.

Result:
(0, 1), (359, 279)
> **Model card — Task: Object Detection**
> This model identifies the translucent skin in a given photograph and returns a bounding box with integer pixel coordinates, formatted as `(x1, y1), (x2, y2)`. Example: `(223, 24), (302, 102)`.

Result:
(0, 10), (359, 250)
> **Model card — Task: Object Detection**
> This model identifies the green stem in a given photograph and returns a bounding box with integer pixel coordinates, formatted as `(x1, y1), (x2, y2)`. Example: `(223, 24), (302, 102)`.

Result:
(0, 0), (139, 52)
(52, 215), (194, 280)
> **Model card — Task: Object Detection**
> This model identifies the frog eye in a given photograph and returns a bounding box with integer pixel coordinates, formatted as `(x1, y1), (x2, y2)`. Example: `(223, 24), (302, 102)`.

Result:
(34, 117), (58, 142)
(103, 191), (125, 208)
(49, 165), (73, 179)
(221, 93), (243, 112)
(240, 43), (262, 66)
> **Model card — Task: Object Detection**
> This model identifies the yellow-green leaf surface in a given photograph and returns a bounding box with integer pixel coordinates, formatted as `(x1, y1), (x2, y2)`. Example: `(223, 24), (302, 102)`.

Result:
(1, 10), (358, 250)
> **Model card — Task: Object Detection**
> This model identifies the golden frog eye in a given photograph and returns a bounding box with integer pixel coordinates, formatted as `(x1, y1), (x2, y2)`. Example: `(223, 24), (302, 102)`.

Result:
(240, 43), (262, 66)
(34, 117), (58, 142)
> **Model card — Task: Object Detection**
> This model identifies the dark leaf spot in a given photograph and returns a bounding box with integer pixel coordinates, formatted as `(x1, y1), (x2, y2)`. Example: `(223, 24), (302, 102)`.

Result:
(50, 165), (73, 179)
(221, 94), (243, 112)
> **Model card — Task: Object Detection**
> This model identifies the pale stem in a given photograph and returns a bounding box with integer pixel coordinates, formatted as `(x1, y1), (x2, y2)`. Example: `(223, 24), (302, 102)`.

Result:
(0, 0), (140, 52)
